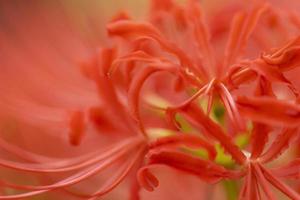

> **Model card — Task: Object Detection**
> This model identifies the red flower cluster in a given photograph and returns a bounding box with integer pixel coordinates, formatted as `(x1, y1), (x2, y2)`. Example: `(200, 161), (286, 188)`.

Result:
(0, 0), (300, 199)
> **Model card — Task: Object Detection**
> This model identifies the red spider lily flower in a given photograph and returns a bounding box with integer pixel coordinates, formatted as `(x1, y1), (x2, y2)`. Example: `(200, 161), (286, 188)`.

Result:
(107, 0), (300, 136)
(1, 0), (300, 200)
(105, 0), (300, 199)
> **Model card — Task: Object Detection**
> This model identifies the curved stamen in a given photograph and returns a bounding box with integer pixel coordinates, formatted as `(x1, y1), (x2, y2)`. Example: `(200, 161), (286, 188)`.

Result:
(0, 141), (144, 199)
(218, 83), (245, 131)
(0, 137), (143, 173)
(63, 146), (146, 198)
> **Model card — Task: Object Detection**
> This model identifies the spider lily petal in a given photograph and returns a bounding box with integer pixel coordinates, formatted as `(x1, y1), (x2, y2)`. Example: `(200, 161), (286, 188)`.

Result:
(146, 150), (232, 183)
(110, 50), (172, 75)
(250, 123), (271, 159)
(150, 0), (211, 80)
(236, 96), (300, 126)
(224, 12), (247, 70)
(227, 62), (257, 88)
(249, 75), (273, 159)
(178, 103), (246, 164)
(262, 36), (300, 71)
(271, 158), (300, 179)
(107, 20), (205, 84)
(251, 60), (299, 96)
(223, 3), (269, 71)
(260, 128), (298, 163)
(148, 134), (217, 160)
(186, 0), (215, 76)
